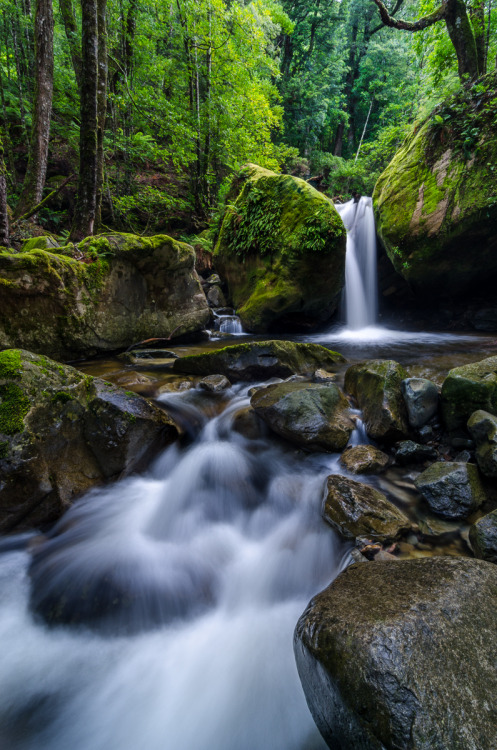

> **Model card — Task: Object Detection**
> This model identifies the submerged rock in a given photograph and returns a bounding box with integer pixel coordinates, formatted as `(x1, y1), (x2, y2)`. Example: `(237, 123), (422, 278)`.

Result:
(322, 474), (411, 543)
(0, 233), (210, 361)
(214, 163), (346, 332)
(344, 359), (410, 442)
(469, 510), (497, 563)
(250, 382), (354, 452)
(339, 445), (390, 474)
(173, 340), (345, 382)
(467, 409), (497, 477)
(295, 556), (497, 750)
(0, 349), (178, 531)
(441, 356), (497, 433)
(373, 72), (497, 298)
(414, 461), (485, 520)
(401, 377), (439, 428)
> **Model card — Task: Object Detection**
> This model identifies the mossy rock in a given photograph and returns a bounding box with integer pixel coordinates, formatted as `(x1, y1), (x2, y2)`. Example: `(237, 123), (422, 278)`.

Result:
(467, 409), (497, 477)
(214, 163), (346, 332)
(0, 233), (210, 361)
(441, 356), (497, 433)
(250, 382), (354, 452)
(173, 340), (346, 382)
(344, 359), (410, 443)
(414, 461), (486, 520)
(0, 348), (178, 532)
(339, 445), (390, 474)
(295, 557), (497, 750)
(373, 71), (497, 296)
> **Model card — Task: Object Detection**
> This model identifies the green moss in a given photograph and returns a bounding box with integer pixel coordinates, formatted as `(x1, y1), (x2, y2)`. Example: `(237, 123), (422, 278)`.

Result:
(0, 349), (23, 380)
(0, 382), (30, 435)
(51, 391), (74, 404)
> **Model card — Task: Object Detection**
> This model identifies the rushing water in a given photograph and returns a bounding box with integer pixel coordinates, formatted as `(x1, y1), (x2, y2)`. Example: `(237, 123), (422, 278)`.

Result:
(0, 384), (353, 750)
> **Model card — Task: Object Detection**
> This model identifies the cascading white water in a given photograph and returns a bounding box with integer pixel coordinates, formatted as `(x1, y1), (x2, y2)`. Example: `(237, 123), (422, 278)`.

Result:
(335, 197), (377, 330)
(0, 384), (351, 750)
(212, 311), (244, 335)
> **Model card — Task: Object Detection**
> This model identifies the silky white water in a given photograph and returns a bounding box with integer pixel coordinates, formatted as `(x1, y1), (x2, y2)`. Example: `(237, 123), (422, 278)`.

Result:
(0, 384), (352, 750)
(335, 197), (378, 330)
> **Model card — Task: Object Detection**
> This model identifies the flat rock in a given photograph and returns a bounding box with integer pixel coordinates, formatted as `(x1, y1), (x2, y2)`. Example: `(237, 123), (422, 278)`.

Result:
(323, 474), (411, 543)
(250, 382), (354, 452)
(295, 556), (497, 750)
(173, 340), (345, 382)
(339, 445), (390, 474)
(414, 461), (486, 520)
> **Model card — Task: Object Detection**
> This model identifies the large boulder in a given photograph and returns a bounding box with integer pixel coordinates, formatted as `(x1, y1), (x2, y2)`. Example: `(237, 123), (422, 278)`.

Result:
(323, 474), (411, 543)
(401, 377), (439, 429)
(173, 340), (345, 382)
(414, 461), (486, 520)
(0, 349), (178, 531)
(0, 233), (210, 361)
(295, 557), (497, 750)
(441, 356), (497, 433)
(344, 360), (410, 442)
(373, 72), (497, 297)
(250, 382), (354, 452)
(469, 509), (497, 563)
(467, 409), (497, 477)
(214, 164), (346, 332)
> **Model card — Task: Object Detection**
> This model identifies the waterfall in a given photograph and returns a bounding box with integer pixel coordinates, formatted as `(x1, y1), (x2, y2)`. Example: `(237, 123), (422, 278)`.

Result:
(212, 311), (244, 336)
(335, 197), (377, 330)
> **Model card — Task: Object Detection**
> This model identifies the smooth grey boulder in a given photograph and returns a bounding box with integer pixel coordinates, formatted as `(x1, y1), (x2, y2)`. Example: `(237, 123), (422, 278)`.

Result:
(207, 284), (226, 308)
(198, 374), (231, 392)
(469, 509), (497, 562)
(339, 445), (390, 474)
(250, 382), (354, 452)
(414, 461), (486, 520)
(345, 360), (410, 443)
(467, 409), (497, 477)
(395, 440), (437, 465)
(294, 556), (497, 750)
(323, 474), (411, 543)
(401, 377), (439, 428)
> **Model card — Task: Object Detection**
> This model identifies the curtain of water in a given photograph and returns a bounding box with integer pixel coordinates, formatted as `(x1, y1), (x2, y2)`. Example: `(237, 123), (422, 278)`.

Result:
(335, 197), (377, 330)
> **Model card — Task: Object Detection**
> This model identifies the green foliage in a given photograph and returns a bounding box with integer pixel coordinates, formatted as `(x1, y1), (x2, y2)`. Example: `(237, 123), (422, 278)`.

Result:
(113, 187), (190, 232)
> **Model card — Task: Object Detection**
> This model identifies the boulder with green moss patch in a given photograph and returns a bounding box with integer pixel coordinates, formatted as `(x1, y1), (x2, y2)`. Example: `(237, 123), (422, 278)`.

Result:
(0, 233), (210, 360)
(173, 340), (345, 382)
(344, 359), (410, 442)
(214, 164), (346, 332)
(441, 356), (497, 433)
(373, 72), (497, 296)
(0, 348), (178, 532)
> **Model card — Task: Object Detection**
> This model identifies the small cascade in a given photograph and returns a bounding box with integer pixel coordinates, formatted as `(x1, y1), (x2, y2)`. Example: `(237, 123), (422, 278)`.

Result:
(335, 197), (377, 330)
(212, 310), (244, 335)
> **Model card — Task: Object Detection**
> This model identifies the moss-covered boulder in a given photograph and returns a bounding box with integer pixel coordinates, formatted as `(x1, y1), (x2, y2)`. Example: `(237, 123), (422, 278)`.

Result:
(294, 557), (497, 750)
(373, 72), (497, 296)
(214, 164), (346, 332)
(323, 474), (411, 543)
(250, 382), (354, 452)
(339, 445), (390, 474)
(173, 340), (345, 382)
(0, 349), (178, 531)
(441, 356), (497, 433)
(344, 359), (410, 443)
(467, 409), (497, 477)
(0, 233), (210, 360)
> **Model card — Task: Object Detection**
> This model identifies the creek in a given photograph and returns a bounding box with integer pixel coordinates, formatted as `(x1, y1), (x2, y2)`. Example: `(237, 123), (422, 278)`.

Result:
(1, 203), (497, 749)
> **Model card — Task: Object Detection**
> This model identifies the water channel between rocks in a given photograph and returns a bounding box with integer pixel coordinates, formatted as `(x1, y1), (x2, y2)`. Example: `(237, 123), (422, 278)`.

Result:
(0, 322), (496, 750)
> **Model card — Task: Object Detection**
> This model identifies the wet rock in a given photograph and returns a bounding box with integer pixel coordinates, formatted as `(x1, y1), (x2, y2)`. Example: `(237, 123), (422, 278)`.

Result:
(214, 164), (346, 332)
(0, 349), (178, 532)
(0, 233), (210, 361)
(417, 424), (434, 442)
(173, 340), (345, 382)
(207, 285), (226, 308)
(206, 273), (221, 285)
(467, 409), (497, 477)
(122, 348), (179, 360)
(232, 407), (266, 440)
(395, 440), (437, 465)
(294, 557), (497, 750)
(339, 445), (390, 474)
(401, 377), (439, 428)
(251, 382), (354, 452)
(469, 510), (497, 562)
(414, 461), (486, 520)
(198, 374), (231, 393)
(441, 355), (497, 433)
(416, 514), (461, 539)
(114, 372), (156, 388)
(323, 474), (411, 543)
(312, 369), (336, 383)
(344, 359), (410, 443)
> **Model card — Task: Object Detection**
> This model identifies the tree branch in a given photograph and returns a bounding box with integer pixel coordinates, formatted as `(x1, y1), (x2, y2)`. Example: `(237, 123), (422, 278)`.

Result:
(12, 174), (76, 226)
(372, 0), (447, 30)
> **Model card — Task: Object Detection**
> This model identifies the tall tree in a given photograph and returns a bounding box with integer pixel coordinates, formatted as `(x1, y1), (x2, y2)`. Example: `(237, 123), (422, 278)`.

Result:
(59, 0), (82, 87)
(0, 132), (9, 247)
(14, 0), (54, 219)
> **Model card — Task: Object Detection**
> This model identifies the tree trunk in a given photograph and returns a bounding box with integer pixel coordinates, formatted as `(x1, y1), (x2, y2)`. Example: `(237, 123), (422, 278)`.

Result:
(469, 0), (486, 73)
(70, 0), (98, 241)
(14, 0), (54, 219)
(0, 133), (9, 247)
(445, 0), (480, 78)
(95, 0), (108, 231)
(59, 0), (82, 87)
